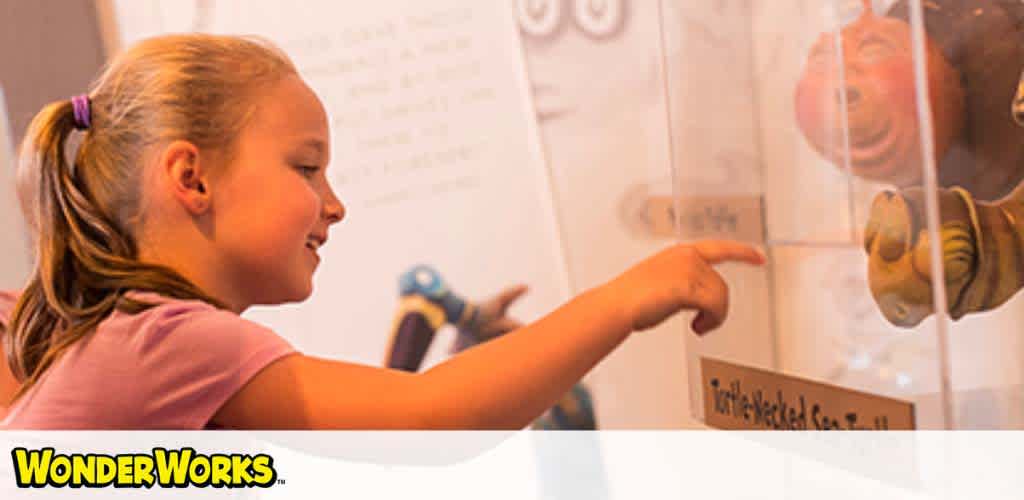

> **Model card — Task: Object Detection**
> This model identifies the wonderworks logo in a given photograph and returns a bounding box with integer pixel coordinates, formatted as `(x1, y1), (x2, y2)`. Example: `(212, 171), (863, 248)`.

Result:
(10, 447), (279, 489)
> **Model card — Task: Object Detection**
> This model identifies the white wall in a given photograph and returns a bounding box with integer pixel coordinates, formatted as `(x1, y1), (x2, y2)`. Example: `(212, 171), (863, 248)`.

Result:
(0, 87), (30, 290)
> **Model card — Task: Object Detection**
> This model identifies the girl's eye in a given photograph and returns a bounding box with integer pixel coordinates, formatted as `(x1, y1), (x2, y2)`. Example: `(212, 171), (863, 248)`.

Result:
(298, 165), (321, 177)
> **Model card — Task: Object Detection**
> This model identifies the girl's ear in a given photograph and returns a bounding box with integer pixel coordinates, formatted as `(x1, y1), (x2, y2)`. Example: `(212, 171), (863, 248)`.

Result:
(161, 140), (211, 215)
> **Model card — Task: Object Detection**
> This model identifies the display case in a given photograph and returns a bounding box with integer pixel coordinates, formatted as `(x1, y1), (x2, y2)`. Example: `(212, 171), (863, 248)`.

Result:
(666, 0), (1024, 429)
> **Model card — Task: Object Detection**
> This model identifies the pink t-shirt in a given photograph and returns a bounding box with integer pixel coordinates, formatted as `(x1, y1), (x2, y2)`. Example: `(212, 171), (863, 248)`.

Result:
(0, 290), (296, 429)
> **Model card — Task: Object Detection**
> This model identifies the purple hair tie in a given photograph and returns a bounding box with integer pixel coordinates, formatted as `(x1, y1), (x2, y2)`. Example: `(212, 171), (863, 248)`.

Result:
(70, 94), (91, 130)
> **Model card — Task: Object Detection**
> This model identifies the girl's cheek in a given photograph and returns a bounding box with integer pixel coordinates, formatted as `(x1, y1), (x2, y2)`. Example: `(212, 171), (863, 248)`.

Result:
(304, 183), (322, 224)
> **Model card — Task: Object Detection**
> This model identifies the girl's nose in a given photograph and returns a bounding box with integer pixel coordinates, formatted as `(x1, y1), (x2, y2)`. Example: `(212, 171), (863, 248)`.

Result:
(323, 188), (345, 224)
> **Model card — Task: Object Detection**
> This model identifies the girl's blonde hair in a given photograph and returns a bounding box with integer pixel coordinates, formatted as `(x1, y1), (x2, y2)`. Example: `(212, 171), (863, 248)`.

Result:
(4, 34), (296, 397)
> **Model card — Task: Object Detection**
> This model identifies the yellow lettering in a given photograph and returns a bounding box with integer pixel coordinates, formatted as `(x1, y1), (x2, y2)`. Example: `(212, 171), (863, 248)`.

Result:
(231, 455), (254, 484)
(49, 455), (72, 485)
(10, 448), (279, 489)
(116, 455), (133, 485)
(188, 455), (211, 484)
(252, 455), (276, 486)
(210, 455), (232, 486)
(12, 448), (53, 487)
(71, 455), (94, 486)
(133, 454), (155, 487)
(154, 448), (192, 485)
(96, 455), (116, 485)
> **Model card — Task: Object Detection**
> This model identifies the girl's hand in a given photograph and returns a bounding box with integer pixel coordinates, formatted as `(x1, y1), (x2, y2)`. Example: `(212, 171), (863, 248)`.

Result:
(605, 240), (766, 335)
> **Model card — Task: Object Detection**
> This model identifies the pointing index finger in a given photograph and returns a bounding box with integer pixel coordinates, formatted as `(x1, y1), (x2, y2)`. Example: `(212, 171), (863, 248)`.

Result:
(689, 240), (766, 266)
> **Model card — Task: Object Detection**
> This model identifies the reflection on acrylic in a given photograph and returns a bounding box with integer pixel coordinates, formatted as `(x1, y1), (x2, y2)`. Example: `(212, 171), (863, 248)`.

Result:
(517, 0), (635, 124)
(821, 254), (930, 394)
(517, 0), (686, 244)
(516, 0), (626, 41)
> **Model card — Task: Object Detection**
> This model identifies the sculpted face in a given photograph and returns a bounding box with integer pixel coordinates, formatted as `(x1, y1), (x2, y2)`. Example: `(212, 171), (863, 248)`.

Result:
(795, 5), (964, 187)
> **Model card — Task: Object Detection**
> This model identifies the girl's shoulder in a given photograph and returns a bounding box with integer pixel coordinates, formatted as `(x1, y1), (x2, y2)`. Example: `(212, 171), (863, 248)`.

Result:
(0, 289), (230, 332)
(2, 290), (297, 429)
(0, 288), (294, 370)
(112, 290), (293, 356)
(0, 288), (295, 359)
(107, 292), (297, 428)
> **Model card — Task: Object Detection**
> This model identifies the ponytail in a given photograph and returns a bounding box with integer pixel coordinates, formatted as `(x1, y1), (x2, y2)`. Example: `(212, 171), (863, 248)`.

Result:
(5, 98), (225, 398)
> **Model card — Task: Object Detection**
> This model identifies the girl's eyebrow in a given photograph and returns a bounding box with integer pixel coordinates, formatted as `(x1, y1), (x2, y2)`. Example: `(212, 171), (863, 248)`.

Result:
(293, 138), (330, 166)
(298, 138), (327, 154)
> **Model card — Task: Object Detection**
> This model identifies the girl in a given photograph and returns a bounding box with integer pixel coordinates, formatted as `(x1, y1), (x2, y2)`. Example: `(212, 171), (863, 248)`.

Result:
(0, 34), (763, 429)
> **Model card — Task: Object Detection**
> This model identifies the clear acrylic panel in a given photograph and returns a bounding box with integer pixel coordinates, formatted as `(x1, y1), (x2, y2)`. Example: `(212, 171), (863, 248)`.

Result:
(516, 0), (694, 427)
(904, 0), (1024, 429)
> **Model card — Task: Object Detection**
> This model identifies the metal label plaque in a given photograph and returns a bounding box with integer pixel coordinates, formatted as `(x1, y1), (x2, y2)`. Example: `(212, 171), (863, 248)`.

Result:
(641, 195), (764, 243)
(701, 357), (916, 430)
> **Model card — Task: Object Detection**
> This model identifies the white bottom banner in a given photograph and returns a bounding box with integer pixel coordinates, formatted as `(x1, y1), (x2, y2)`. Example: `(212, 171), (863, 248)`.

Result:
(0, 431), (1019, 499)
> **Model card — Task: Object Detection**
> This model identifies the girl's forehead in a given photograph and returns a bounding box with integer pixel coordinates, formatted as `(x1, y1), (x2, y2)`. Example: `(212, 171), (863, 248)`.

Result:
(251, 76), (329, 138)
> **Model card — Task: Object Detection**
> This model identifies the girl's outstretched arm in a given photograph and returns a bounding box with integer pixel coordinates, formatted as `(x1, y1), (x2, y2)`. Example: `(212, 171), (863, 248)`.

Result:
(212, 241), (764, 429)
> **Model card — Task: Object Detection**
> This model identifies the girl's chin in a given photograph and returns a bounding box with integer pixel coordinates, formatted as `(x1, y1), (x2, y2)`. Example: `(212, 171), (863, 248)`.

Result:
(272, 281), (315, 304)
(295, 282), (314, 301)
